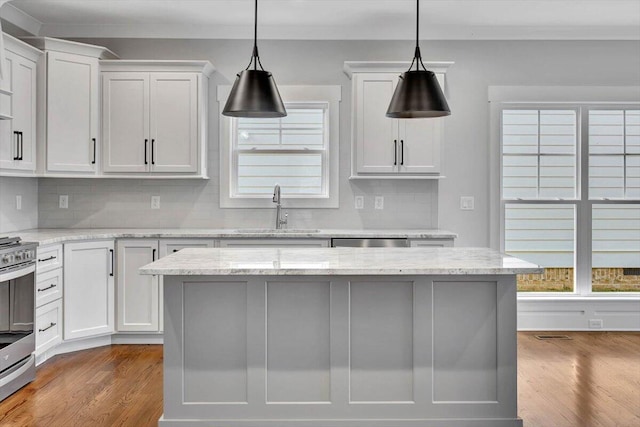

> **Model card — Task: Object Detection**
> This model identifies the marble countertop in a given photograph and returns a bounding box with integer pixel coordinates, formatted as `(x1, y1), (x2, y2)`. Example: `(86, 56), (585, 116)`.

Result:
(139, 247), (542, 276)
(14, 228), (457, 246)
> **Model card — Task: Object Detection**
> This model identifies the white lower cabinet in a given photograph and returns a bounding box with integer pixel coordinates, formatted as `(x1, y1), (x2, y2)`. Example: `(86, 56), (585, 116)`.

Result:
(35, 299), (63, 355)
(63, 240), (115, 340)
(116, 239), (159, 332)
(117, 238), (216, 333)
(36, 267), (63, 307)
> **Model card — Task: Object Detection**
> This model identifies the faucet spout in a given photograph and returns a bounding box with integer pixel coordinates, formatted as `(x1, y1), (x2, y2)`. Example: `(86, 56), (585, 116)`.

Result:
(273, 184), (287, 229)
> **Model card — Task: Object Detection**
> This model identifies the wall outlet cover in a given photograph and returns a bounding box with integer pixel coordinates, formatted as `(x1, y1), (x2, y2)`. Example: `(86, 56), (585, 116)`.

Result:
(374, 196), (384, 210)
(151, 196), (161, 210)
(16, 195), (22, 210)
(355, 196), (364, 210)
(59, 195), (68, 209)
(588, 319), (603, 329)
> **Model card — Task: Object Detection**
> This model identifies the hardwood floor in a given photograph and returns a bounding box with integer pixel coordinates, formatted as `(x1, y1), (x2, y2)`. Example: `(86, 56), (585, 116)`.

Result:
(0, 333), (638, 427)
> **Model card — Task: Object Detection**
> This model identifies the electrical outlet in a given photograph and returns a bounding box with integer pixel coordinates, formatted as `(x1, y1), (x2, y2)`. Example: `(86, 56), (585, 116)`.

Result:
(151, 196), (161, 210)
(589, 319), (603, 329)
(59, 195), (68, 209)
(15, 195), (22, 210)
(374, 196), (384, 210)
(354, 196), (364, 210)
(460, 196), (475, 210)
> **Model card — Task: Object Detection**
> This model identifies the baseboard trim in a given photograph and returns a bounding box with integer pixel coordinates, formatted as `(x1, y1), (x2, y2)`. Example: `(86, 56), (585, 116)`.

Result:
(517, 299), (640, 330)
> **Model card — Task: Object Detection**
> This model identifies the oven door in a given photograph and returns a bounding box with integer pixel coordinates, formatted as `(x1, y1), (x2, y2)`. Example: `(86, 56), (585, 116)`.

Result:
(0, 263), (35, 373)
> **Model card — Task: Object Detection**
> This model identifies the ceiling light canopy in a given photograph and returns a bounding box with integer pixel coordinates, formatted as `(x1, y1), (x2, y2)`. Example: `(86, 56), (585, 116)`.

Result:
(386, 0), (450, 119)
(222, 0), (286, 118)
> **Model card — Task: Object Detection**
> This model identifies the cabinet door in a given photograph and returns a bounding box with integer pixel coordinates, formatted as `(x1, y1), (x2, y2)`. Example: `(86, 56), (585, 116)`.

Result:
(64, 240), (114, 340)
(149, 73), (198, 173)
(116, 239), (159, 332)
(102, 72), (150, 173)
(355, 73), (399, 174)
(46, 51), (99, 173)
(0, 53), (14, 169)
(10, 53), (37, 171)
(398, 118), (442, 174)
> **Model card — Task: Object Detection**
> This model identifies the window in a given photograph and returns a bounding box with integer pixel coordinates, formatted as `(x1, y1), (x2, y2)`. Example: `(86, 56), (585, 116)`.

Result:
(218, 85), (341, 208)
(234, 105), (328, 197)
(499, 106), (639, 294)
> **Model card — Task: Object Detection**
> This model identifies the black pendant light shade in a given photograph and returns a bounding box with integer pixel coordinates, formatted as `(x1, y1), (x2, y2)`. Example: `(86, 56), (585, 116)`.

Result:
(223, 69), (286, 118)
(386, 70), (450, 118)
(222, 0), (286, 118)
(386, 0), (450, 119)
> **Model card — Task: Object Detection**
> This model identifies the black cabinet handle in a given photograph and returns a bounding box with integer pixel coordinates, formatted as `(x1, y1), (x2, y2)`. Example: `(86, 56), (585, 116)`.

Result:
(38, 256), (56, 262)
(393, 139), (397, 165)
(19, 132), (23, 160)
(91, 138), (96, 164)
(173, 249), (178, 253)
(144, 139), (148, 165)
(151, 139), (155, 165)
(152, 248), (156, 261)
(13, 131), (20, 160)
(37, 283), (57, 292)
(400, 140), (404, 165)
(39, 322), (56, 333)
(109, 249), (114, 277)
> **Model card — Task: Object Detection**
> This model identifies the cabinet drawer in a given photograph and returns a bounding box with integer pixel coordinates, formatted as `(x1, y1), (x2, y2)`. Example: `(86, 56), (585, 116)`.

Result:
(408, 239), (454, 248)
(36, 299), (63, 355)
(36, 268), (63, 308)
(37, 244), (63, 273)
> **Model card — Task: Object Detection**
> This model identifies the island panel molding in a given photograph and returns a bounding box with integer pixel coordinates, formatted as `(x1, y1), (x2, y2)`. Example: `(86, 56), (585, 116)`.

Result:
(160, 274), (523, 427)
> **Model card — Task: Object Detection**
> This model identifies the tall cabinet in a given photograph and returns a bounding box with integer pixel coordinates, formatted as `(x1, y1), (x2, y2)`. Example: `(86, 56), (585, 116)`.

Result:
(0, 34), (41, 175)
(22, 37), (118, 176)
(344, 61), (452, 179)
(101, 61), (213, 178)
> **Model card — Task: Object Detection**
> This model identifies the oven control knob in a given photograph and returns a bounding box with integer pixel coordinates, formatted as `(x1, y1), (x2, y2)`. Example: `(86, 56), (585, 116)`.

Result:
(15, 252), (23, 261)
(2, 254), (13, 264)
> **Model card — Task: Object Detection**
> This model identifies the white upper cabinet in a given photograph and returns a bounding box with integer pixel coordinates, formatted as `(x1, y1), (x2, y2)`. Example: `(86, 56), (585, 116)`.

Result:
(101, 61), (213, 178)
(21, 37), (118, 176)
(46, 51), (100, 173)
(102, 72), (150, 172)
(345, 61), (452, 179)
(0, 34), (41, 175)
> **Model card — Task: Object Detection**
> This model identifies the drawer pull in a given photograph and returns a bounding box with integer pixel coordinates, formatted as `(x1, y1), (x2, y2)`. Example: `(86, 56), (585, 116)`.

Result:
(39, 322), (56, 333)
(37, 283), (57, 292)
(38, 255), (56, 262)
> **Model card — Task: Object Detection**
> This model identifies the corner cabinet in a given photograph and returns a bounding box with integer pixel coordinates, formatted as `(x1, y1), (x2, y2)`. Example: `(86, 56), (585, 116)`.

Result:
(101, 61), (214, 178)
(344, 61), (452, 179)
(0, 34), (41, 175)
(63, 240), (115, 340)
(21, 37), (118, 176)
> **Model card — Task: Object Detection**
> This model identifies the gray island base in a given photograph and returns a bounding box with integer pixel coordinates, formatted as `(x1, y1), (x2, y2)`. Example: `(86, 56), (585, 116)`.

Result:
(141, 247), (541, 427)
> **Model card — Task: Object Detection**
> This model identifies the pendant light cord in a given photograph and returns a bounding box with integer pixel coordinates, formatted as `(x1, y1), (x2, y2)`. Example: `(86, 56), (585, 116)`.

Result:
(245, 0), (265, 71)
(408, 0), (427, 72)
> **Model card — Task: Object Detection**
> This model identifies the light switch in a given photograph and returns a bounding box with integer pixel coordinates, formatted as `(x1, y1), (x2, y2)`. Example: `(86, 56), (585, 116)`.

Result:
(460, 196), (474, 210)
(355, 196), (364, 210)
(59, 195), (68, 209)
(151, 196), (161, 209)
(16, 195), (22, 210)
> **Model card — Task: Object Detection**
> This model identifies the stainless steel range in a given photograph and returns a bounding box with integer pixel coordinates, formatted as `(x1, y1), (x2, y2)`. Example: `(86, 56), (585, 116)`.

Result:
(0, 236), (37, 402)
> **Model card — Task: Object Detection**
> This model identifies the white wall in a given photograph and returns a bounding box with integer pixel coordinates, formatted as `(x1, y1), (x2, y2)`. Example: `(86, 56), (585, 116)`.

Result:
(12, 38), (640, 245)
(0, 176), (37, 233)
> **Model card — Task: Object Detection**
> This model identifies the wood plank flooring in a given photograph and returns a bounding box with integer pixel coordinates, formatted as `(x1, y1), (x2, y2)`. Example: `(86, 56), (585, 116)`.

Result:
(0, 333), (638, 427)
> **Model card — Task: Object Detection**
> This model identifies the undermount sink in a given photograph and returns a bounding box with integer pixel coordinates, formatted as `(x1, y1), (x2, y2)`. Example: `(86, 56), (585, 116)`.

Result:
(234, 228), (321, 233)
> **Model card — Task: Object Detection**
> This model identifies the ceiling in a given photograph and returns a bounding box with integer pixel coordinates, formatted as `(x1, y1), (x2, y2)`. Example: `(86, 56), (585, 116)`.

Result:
(1, 0), (639, 40)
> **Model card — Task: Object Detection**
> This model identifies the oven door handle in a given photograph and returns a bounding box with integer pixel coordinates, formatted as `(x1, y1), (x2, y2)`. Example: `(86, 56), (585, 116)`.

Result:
(0, 354), (35, 388)
(0, 263), (35, 282)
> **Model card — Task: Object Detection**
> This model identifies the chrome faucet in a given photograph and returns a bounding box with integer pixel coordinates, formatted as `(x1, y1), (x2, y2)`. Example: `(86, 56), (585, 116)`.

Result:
(272, 184), (288, 229)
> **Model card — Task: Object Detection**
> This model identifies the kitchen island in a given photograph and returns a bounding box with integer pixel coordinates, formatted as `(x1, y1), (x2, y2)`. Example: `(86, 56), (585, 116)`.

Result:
(141, 247), (541, 427)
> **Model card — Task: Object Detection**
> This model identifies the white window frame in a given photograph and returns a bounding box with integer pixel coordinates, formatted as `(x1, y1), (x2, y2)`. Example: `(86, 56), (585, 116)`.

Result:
(489, 86), (640, 299)
(218, 85), (341, 208)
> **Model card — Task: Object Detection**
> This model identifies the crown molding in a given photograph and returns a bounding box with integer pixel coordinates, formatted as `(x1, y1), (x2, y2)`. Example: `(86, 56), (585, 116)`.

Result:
(100, 60), (215, 77)
(343, 61), (454, 79)
(0, 2), (42, 35)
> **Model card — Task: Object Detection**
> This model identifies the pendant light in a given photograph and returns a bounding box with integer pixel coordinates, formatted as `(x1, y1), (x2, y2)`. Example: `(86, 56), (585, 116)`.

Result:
(386, 0), (450, 118)
(222, 0), (286, 118)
